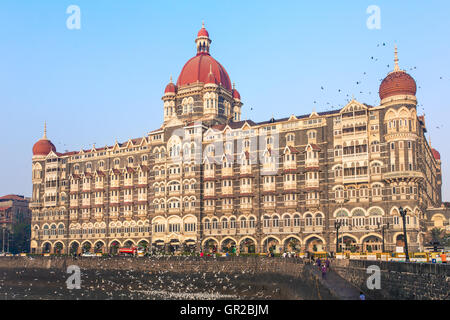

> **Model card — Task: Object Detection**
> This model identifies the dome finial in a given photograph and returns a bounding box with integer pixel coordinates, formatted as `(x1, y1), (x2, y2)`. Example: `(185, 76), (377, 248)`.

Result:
(43, 121), (47, 139)
(233, 82), (236, 90)
(170, 75), (173, 83)
(202, 21), (205, 29)
(394, 44), (400, 71)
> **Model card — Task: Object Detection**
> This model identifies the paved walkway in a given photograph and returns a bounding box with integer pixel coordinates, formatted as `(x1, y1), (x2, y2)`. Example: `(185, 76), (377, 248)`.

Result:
(305, 263), (361, 300)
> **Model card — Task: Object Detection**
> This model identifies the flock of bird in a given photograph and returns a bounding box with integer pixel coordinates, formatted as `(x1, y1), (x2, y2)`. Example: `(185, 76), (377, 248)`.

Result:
(0, 258), (286, 300)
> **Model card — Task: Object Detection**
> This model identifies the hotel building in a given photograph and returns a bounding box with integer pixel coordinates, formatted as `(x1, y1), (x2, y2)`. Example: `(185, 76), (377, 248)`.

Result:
(30, 24), (443, 254)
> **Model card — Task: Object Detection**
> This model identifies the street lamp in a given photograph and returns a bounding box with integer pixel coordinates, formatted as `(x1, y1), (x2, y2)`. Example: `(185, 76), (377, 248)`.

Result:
(334, 220), (342, 254)
(398, 207), (410, 262)
(377, 221), (390, 253)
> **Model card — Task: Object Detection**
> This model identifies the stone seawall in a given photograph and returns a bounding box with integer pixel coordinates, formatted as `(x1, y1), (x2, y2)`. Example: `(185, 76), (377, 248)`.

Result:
(0, 256), (306, 276)
(332, 259), (450, 300)
(0, 256), (336, 300)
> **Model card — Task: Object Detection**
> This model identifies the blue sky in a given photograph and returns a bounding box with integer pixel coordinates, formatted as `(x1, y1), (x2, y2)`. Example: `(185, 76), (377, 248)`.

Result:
(0, 1), (449, 200)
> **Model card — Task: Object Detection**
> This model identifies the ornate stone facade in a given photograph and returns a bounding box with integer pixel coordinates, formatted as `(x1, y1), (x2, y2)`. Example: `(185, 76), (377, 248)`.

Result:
(30, 25), (443, 255)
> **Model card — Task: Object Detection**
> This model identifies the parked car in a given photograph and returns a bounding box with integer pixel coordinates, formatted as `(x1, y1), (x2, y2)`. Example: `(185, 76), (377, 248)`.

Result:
(81, 252), (96, 257)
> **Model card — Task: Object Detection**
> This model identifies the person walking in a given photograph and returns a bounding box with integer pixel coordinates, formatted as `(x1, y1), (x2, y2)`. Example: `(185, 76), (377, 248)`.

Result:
(321, 264), (327, 279)
(316, 257), (321, 269)
(325, 258), (330, 271)
(440, 252), (447, 263)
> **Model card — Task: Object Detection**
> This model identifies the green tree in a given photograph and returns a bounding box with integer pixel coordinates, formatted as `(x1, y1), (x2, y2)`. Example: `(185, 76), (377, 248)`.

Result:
(10, 223), (31, 254)
(430, 227), (445, 244)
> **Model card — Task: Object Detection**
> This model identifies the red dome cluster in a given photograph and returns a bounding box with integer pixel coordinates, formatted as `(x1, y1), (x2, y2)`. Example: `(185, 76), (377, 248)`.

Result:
(164, 82), (177, 94)
(232, 88), (241, 100)
(176, 54), (232, 90)
(379, 70), (417, 101)
(432, 148), (441, 161)
(33, 139), (56, 156)
(197, 27), (209, 38)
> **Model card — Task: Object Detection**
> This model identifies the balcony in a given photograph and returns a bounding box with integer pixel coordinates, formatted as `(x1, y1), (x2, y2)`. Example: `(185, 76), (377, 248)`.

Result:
(110, 181), (120, 188)
(221, 167), (233, 177)
(221, 187), (233, 195)
(94, 198), (104, 206)
(222, 204), (233, 211)
(383, 171), (423, 181)
(262, 164), (277, 174)
(305, 180), (319, 189)
(283, 162), (296, 171)
(263, 184), (276, 192)
(94, 182), (104, 190)
(305, 159), (319, 169)
(138, 194), (147, 202)
(343, 174), (369, 183)
(205, 170), (215, 179)
(284, 182), (297, 190)
(124, 179), (133, 188)
(82, 184), (91, 192)
(240, 203), (252, 210)
(240, 166), (252, 175)
(205, 189), (215, 197)
(306, 199), (320, 207)
(168, 207), (181, 214)
(240, 186), (252, 194)
(304, 226), (324, 233)
(94, 212), (103, 220)
(124, 211), (133, 218)
(110, 197), (119, 204)
(263, 202), (276, 209)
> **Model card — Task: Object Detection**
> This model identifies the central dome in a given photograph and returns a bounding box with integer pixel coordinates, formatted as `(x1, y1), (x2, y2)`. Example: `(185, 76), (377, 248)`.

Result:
(177, 54), (232, 90)
(176, 24), (232, 91)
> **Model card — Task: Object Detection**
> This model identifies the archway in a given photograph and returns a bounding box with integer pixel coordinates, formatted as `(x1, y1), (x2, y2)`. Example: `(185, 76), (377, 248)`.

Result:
(82, 242), (92, 253)
(137, 240), (149, 253)
(153, 240), (165, 254)
(203, 238), (218, 254)
(42, 242), (51, 254)
(124, 240), (134, 248)
(168, 239), (180, 254)
(94, 241), (105, 254)
(183, 240), (196, 253)
(262, 237), (280, 254)
(221, 238), (237, 254)
(239, 237), (256, 253)
(362, 235), (382, 253)
(109, 241), (120, 254)
(284, 237), (301, 253)
(338, 236), (358, 252)
(54, 242), (63, 254)
(70, 242), (79, 255)
(305, 236), (324, 252)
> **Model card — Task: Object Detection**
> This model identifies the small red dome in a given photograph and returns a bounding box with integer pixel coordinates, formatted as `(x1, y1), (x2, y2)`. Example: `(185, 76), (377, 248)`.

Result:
(164, 82), (176, 94)
(177, 54), (232, 90)
(232, 89), (241, 100)
(379, 70), (417, 100)
(33, 139), (56, 156)
(197, 27), (209, 38)
(432, 148), (441, 160)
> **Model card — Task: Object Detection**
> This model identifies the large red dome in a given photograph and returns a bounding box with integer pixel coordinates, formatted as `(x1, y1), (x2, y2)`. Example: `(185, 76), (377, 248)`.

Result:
(176, 53), (232, 90)
(379, 70), (417, 101)
(33, 139), (56, 156)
